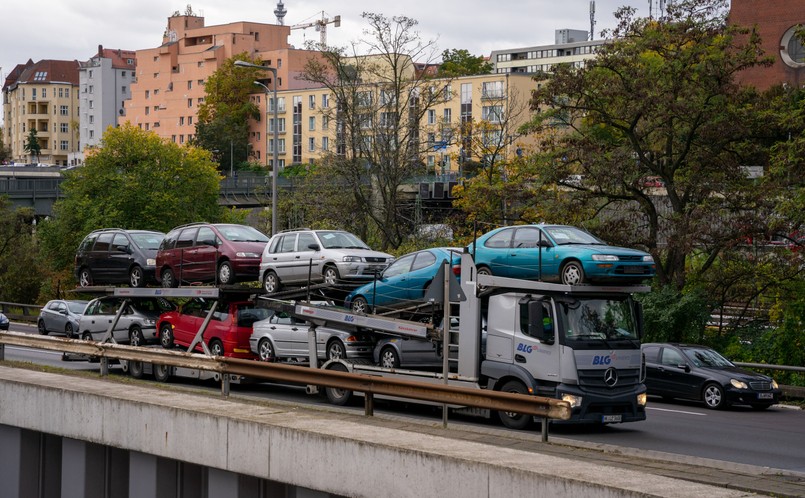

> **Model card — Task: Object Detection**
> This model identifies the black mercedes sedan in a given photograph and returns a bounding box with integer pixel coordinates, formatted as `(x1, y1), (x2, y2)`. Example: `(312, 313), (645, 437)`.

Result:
(642, 343), (781, 410)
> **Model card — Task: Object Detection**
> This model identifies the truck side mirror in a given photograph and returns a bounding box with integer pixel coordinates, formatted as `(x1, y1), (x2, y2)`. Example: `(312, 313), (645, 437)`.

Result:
(634, 301), (644, 340)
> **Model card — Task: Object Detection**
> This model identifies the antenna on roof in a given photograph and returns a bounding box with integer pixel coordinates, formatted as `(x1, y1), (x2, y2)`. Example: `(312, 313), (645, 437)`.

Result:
(589, 1), (596, 40)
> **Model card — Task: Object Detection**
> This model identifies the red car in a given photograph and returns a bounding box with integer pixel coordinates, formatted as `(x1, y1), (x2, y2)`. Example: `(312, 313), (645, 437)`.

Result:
(157, 298), (271, 359)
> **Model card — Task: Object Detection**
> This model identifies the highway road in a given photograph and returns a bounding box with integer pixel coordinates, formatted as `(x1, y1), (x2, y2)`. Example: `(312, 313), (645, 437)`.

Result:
(4, 320), (804, 474)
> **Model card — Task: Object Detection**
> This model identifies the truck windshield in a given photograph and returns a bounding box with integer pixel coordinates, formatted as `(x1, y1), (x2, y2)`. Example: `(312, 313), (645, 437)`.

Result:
(560, 297), (638, 347)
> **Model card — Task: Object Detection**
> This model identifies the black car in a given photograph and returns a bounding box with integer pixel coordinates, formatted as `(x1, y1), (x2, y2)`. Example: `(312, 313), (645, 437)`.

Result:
(75, 229), (165, 288)
(642, 343), (781, 410)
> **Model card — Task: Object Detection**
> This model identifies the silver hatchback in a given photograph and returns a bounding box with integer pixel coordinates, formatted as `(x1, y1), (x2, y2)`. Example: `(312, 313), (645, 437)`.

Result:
(249, 310), (374, 362)
(77, 296), (175, 345)
(259, 229), (393, 294)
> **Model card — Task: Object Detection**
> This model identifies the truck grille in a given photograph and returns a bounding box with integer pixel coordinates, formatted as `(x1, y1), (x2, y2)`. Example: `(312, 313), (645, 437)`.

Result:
(578, 368), (641, 389)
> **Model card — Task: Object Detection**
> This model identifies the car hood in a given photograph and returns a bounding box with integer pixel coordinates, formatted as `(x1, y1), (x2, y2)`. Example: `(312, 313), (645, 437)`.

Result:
(698, 365), (773, 382)
(226, 241), (268, 253)
(562, 244), (649, 257)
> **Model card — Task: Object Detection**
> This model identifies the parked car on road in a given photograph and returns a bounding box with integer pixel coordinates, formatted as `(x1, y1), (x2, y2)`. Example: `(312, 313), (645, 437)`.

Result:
(75, 229), (165, 287)
(156, 223), (269, 287)
(468, 224), (655, 285)
(0, 312), (8, 330)
(259, 228), (393, 294)
(158, 298), (270, 358)
(78, 296), (175, 345)
(249, 310), (374, 362)
(642, 343), (781, 410)
(37, 299), (89, 337)
(344, 247), (461, 314)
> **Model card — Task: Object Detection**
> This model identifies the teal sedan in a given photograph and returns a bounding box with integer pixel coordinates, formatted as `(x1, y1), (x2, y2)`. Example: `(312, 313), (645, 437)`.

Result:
(468, 225), (654, 285)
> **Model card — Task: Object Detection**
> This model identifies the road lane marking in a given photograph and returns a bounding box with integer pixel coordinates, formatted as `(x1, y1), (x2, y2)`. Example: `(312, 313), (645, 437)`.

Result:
(647, 406), (706, 416)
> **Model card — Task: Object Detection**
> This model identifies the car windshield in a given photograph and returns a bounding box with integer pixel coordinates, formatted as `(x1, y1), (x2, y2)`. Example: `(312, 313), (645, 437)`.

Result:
(67, 301), (88, 313)
(130, 233), (164, 250)
(544, 226), (604, 245)
(131, 297), (175, 313)
(316, 231), (370, 250)
(218, 225), (269, 243)
(561, 297), (638, 345)
(683, 347), (733, 368)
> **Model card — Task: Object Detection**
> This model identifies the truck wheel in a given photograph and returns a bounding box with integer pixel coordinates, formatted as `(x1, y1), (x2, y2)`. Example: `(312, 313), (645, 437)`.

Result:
(154, 364), (172, 383)
(128, 360), (144, 379)
(497, 380), (533, 430)
(324, 362), (353, 406)
(560, 261), (585, 285)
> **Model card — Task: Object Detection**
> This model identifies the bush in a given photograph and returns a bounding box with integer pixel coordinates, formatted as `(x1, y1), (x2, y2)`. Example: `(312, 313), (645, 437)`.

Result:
(639, 285), (712, 343)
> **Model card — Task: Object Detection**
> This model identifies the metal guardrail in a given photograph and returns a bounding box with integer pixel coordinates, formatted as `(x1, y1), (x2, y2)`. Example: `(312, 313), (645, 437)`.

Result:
(0, 301), (42, 322)
(0, 331), (571, 426)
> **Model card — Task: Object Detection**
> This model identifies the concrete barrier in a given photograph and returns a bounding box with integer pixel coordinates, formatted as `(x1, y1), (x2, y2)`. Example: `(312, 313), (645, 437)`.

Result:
(0, 366), (755, 498)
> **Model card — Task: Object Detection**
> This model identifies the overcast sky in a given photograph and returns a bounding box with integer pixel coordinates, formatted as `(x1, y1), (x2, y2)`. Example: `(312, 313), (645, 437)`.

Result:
(0, 0), (658, 84)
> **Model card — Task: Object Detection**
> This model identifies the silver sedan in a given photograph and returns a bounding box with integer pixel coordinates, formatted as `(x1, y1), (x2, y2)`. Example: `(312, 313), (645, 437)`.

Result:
(37, 300), (89, 338)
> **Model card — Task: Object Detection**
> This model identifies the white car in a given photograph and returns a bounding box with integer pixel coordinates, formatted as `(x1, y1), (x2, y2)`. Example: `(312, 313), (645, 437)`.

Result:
(259, 229), (393, 294)
(78, 296), (174, 345)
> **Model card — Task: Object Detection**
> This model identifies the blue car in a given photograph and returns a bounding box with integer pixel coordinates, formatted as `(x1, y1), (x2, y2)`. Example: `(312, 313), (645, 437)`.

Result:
(345, 247), (462, 314)
(468, 224), (654, 285)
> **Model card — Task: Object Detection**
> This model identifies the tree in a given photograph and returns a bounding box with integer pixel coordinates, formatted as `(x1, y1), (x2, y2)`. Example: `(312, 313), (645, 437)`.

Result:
(437, 49), (492, 77)
(24, 128), (41, 164)
(38, 123), (232, 271)
(193, 53), (263, 174)
(299, 13), (452, 249)
(525, 0), (778, 291)
(0, 198), (41, 303)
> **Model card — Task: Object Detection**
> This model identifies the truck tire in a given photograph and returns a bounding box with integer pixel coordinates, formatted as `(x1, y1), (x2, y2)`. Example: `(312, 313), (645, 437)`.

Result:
(324, 362), (353, 406)
(497, 380), (534, 430)
(154, 364), (172, 383)
(128, 360), (144, 379)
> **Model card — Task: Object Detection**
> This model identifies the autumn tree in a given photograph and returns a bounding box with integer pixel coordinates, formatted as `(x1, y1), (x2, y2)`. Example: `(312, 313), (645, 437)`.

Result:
(525, 0), (778, 291)
(299, 12), (453, 250)
(193, 53), (264, 174)
(437, 49), (492, 77)
(38, 123), (232, 271)
(0, 198), (40, 303)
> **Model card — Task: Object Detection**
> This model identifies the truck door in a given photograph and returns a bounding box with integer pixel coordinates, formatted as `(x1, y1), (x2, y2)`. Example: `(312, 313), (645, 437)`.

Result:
(512, 299), (560, 381)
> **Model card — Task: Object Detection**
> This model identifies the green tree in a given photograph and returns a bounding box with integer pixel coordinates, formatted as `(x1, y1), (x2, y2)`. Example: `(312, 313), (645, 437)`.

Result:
(193, 53), (263, 174)
(437, 49), (492, 77)
(24, 128), (41, 164)
(0, 198), (41, 303)
(299, 13), (452, 249)
(38, 123), (230, 271)
(525, 0), (777, 290)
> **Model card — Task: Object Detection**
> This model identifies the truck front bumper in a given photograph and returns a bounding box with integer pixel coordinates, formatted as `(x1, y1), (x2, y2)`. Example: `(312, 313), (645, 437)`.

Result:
(554, 383), (647, 424)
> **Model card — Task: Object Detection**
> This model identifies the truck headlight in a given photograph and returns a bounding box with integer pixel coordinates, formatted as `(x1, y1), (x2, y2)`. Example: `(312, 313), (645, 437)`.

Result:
(637, 393), (647, 406)
(591, 254), (618, 262)
(561, 393), (583, 408)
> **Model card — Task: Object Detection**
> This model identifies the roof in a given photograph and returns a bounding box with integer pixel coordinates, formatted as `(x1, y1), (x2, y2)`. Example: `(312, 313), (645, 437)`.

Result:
(97, 46), (137, 70)
(12, 59), (80, 86)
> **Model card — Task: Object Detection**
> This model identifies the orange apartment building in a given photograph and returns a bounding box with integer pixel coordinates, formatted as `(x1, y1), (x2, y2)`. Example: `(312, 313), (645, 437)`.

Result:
(125, 9), (323, 165)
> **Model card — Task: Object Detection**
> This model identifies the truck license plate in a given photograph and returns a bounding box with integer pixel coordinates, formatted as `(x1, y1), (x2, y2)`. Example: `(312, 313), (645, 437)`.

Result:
(602, 415), (622, 423)
(757, 392), (773, 399)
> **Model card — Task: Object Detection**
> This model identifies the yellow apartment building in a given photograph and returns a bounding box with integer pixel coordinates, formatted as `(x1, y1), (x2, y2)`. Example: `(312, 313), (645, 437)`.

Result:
(2, 59), (81, 165)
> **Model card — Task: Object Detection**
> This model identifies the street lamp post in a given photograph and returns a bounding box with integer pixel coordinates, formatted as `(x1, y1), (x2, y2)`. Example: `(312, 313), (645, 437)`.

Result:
(234, 60), (279, 235)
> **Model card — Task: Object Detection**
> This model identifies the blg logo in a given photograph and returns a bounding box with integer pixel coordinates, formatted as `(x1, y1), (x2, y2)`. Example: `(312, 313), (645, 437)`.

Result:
(517, 343), (533, 353)
(592, 355), (612, 365)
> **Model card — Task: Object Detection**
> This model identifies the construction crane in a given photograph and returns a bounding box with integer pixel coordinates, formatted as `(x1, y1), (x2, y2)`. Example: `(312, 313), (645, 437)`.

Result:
(291, 11), (341, 47)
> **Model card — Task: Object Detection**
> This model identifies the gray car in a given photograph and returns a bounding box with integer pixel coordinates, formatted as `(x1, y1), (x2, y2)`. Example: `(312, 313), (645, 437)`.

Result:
(259, 229), (393, 294)
(373, 336), (445, 368)
(78, 296), (175, 345)
(249, 310), (374, 362)
(37, 299), (89, 338)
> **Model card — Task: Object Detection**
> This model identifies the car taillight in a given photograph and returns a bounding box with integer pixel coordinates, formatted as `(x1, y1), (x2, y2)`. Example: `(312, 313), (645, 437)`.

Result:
(451, 264), (462, 276)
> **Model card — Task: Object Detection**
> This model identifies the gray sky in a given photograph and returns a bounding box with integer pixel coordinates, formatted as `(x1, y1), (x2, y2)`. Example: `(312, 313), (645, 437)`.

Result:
(1, 0), (655, 85)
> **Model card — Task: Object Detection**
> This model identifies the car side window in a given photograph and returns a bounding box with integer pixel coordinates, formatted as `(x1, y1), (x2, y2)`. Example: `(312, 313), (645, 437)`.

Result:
(57, 303), (67, 313)
(411, 251), (436, 271)
(112, 233), (130, 252)
(661, 348), (685, 366)
(85, 301), (101, 316)
(175, 228), (197, 249)
(298, 232), (316, 251)
(383, 254), (415, 278)
(196, 227), (217, 247)
(268, 236), (282, 254)
(160, 231), (178, 250)
(484, 229), (512, 249)
(642, 345), (660, 363)
(94, 233), (114, 252)
(513, 227), (544, 248)
(79, 234), (97, 252)
(280, 234), (297, 253)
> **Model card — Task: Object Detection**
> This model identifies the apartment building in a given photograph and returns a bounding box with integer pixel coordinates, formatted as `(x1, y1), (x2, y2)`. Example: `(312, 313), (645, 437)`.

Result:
(490, 29), (605, 74)
(2, 59), (80, 165)
(79, 46), (137, 150)
(124, 8), (321, 157)
(249, 72), (536, 174)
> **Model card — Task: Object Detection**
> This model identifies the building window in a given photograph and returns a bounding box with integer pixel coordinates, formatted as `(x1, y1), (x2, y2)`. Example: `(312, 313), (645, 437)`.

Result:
(482, 81), (504, 99)
(65, 88), (70, 97)
(322, 136), (329, 151)
(188, 116), (193, 125)
(322, 115), (329, 129)
(42, 88), (47, 98)
(188, 98), (193, 108)
(59, 88), (63, 98)
(122, 86), (127, 93)
(309, 95), (315, 109)
(781, 26), (805, 68)
(89, 85), (94, 94)
(180, 135), (185, 143)
(188, 80), (193, 90)
(482, 105), (504, 123)
(32, 88), (37, 100)
(179, 116), (184, 125)
(322, 94), (329, 108)
(122, 71), (127, 77)
(308, 137), (315, 151)
(309, 116), (315, 131)
(443, 108), (452, 123)
(277, 58), (282, 68)
(197, 61), (204, 68)
(60, 140), (69, 151)
(427, 109), (436, 125)
(145, 90), (150, 99)
(88, 70), (93, 78)
(89, 130), (94, 139)
(145, 107), (150, 116)
(60, 105), (69, 115)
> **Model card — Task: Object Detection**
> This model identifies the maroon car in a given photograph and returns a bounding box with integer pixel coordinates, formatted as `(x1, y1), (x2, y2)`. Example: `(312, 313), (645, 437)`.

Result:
(156, 223), (268, 287)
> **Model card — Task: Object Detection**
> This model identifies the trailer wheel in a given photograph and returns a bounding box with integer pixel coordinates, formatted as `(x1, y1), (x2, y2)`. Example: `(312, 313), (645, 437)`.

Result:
(128, 360), (144, 379)
(153, 364), (172, 383)
(325, 362), (353, 406)
(497, 380), (533, 430)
